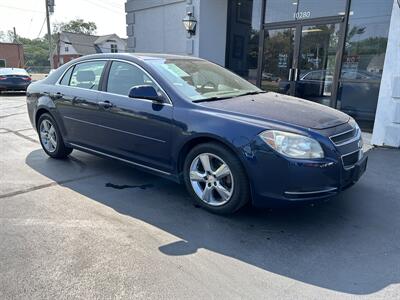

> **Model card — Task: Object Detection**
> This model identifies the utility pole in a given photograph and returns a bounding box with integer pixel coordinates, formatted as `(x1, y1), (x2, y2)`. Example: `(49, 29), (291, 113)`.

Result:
(45, 0), (54, 69)
(57, 32), (61, 68)
(13, 27), (17, 42)
(13, 27), (23, 68)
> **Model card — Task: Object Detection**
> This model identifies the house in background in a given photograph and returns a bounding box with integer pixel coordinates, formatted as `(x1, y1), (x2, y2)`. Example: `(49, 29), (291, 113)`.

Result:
(0, 42), (24, 68)
(53, 32), (127, 67)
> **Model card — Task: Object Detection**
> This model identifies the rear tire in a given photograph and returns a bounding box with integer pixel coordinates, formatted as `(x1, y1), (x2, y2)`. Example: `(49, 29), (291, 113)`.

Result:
(37, 113), (73, 159)
(183, 143), (250, 215)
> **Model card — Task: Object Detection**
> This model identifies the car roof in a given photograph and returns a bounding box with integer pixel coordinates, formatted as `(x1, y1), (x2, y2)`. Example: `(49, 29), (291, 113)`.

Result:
(0, 68), (28, 75)
(77, 53), (204, 62)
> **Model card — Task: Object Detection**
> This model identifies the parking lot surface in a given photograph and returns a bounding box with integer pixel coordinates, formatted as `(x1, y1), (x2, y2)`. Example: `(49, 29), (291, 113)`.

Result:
(1, 93), (399, 299)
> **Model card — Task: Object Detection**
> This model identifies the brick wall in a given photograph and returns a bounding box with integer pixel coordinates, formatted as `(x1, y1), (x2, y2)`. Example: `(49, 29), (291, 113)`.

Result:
(53, 54), (82, 68)
(0, 43), (24, 68)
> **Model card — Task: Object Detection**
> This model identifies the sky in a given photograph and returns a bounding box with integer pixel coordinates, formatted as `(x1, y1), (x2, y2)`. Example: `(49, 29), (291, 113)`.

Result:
(0, 0), (127, 39)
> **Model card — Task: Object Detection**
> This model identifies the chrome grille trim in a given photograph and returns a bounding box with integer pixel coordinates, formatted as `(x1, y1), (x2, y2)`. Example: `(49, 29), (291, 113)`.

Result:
(329, 128), (360, 146)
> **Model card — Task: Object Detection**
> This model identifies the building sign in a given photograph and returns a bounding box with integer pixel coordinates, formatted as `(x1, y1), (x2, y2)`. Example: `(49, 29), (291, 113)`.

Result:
(278, 53), (288, 68)
(343, 55), (360, 72)
(294, 11), (311, 20)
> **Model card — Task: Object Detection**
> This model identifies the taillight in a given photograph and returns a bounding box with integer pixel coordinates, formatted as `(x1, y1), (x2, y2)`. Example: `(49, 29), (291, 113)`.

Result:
(22, 77), (31, 81)
(0, 76), (6, 80)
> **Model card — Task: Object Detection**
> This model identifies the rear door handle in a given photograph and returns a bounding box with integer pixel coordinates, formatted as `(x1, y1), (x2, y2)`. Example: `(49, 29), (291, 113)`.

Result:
(98, 100), (114, 109)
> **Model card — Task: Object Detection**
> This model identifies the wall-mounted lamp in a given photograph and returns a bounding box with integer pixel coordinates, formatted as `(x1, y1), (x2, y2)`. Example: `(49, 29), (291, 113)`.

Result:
(182, 12), (197, 37)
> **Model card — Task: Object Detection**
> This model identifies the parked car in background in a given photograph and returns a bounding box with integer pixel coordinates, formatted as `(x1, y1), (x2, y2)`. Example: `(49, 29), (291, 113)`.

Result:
(278, 69), (381, 122)
(262, 72), (280, 82)
(0, 68), (31, 93)
(26, 53), (367, 214)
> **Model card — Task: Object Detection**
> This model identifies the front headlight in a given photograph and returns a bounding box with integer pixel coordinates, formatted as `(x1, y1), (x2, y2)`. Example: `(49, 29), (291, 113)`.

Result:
(259, 130), (324, 159)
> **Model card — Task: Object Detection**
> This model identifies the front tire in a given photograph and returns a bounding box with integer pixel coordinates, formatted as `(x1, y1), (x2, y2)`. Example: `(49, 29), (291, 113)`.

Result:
(37, 113), (73, 159)
(183, 143), (250, 215)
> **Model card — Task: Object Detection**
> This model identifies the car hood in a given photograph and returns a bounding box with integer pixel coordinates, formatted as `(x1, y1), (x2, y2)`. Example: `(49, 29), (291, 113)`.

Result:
(198, 92), (350, 130)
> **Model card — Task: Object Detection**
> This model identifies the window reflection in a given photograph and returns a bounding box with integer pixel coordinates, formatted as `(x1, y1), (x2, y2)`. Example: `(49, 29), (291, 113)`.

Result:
(339, 0), (393, 131)
(226, 0), (262, 84)
(341, 0), (392, 78)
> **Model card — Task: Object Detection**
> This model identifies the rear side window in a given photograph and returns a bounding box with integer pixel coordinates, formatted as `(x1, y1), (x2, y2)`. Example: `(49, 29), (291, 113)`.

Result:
(107, 61), (159, 96)
(59, 66), (73, 86)
(69, 61), (106, 90)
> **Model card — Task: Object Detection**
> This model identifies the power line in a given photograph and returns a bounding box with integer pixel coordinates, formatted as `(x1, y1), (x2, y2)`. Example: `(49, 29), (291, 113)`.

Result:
(80, 0), (125, 15)
(0, 4), (44, 14)
(37, 17), (47, 38)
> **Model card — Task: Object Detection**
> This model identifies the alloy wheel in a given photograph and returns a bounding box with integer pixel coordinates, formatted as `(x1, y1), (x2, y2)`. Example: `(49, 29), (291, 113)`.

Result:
(189, 153), (234, 206)
(39, 119), (57, 153)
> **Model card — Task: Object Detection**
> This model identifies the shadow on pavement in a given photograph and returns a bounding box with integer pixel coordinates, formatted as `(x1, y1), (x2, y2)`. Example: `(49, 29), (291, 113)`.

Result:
(25, 147), (400, 295)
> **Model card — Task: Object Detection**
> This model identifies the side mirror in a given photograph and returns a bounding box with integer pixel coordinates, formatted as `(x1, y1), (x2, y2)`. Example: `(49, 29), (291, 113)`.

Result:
(129, 85), (163, 102)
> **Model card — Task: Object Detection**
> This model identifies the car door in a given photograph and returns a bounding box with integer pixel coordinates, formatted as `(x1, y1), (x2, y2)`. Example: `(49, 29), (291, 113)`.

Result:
(55, 60), (107, 146)
(96, 60), (174, 173)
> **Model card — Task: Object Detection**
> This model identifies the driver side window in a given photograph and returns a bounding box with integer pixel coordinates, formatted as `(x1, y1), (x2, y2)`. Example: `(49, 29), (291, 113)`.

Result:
(107, 61), (160, 97)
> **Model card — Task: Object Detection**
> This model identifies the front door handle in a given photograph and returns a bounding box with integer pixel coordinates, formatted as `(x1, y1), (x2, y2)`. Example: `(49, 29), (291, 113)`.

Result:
(51, 92), (64, 99)
(98, 100), (114, 109)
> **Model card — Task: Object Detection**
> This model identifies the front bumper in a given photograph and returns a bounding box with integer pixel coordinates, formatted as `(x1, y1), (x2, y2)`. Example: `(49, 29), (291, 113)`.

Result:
(247, 140), (368, 207)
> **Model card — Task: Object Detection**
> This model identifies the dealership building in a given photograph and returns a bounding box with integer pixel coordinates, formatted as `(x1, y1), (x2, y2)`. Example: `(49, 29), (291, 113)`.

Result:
(125, 0), (400, 148)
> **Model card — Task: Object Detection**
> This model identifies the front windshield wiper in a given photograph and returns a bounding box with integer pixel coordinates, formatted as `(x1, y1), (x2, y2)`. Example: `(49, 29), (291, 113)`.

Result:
(192, 96), (234, 103)
(192, 91), (266, 103)
(237, 91), (267, 97)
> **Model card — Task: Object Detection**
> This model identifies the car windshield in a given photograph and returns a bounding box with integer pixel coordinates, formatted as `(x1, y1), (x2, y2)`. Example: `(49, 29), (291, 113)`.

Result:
(0, 68), (29, 76)
(147, 59), (263, 101)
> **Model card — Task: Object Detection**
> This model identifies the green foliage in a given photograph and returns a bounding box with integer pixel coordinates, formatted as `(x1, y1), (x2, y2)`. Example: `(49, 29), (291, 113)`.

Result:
(0, 30), (16, 43)
(53, 19), (97, 35)
(19, 37), (50, 68)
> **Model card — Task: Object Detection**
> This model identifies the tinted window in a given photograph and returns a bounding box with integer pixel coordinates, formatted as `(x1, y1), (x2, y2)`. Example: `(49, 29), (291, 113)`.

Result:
(338, 0), (393, 131)
(59, 66), (73, 86)
(226, 0), (261, 84)
(69, 61), (106, 90)
(107, 61), (158, 96)
(341, 0), (392, 79)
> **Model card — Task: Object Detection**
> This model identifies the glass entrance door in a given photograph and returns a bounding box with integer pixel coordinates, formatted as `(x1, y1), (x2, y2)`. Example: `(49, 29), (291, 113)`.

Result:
(295, 23), (341, 106)
(262, 18), (343, 108)
(262, 27), (296, 94)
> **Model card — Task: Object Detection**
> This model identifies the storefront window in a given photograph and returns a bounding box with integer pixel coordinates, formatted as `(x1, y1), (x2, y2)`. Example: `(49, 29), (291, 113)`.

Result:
(341, 0), (392, 77)
(265, 0), (346, 23)
(339, 0), (393, 131)
(226, 0), (262, 84)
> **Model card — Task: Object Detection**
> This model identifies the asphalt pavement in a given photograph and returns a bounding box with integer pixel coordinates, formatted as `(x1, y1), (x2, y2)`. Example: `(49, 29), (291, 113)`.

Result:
(0, 93), (399, 299)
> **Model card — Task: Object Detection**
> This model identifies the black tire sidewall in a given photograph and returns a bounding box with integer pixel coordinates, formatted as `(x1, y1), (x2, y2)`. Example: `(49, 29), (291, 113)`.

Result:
(183, 143), (249, 214)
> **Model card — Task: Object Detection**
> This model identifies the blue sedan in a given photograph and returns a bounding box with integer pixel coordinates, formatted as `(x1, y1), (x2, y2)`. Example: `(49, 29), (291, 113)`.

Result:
(26, 53), (367, 214)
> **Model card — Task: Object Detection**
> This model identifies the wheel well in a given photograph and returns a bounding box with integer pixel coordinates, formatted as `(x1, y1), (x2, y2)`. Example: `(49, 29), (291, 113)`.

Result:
(177, 137), (243, 175)
(35, 108), (50, 130)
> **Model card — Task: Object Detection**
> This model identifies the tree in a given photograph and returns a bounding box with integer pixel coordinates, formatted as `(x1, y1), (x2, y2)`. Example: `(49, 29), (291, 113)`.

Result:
(0, 30), (16, 43)
(53, 19), (97, 35)
(19, 37), (51, 69)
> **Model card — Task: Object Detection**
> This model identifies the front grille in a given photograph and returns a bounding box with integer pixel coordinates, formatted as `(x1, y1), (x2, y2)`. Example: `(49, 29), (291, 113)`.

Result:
(342, 150), (361, 169)
(330, 128), (358, 146)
